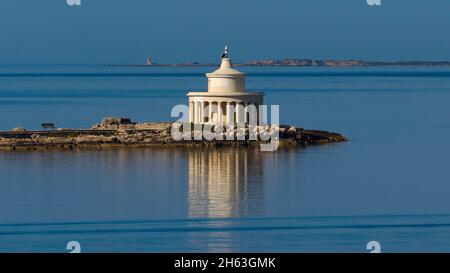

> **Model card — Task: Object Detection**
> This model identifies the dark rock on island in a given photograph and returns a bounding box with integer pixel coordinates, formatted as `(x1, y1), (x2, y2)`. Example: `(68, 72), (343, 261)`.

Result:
(0, 117), (347, 151)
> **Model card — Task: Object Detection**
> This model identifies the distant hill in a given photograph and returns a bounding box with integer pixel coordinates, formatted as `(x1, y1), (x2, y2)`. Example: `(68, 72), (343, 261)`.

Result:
(111, 59), (450, 67)
(238, 59), (450, 67)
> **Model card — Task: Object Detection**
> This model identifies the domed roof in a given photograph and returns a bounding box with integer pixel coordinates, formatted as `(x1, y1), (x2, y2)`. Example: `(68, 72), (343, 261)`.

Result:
(206, 46), (245, 78)
(207, 58), (245, 77)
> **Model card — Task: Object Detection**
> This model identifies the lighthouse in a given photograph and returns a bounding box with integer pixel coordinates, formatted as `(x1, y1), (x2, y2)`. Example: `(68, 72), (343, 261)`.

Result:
(187, 47), (264, 124)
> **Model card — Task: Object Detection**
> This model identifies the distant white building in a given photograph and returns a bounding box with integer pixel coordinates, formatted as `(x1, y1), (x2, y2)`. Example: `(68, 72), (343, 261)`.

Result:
(187, 47), (264, 124)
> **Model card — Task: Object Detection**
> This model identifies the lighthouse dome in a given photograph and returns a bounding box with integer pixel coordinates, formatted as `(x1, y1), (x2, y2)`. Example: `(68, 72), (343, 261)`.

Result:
(206, 48), (246, 93)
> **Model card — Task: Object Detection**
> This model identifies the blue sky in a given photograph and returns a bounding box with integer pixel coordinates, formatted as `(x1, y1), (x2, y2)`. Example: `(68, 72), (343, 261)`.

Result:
(0, 0), (449, 64)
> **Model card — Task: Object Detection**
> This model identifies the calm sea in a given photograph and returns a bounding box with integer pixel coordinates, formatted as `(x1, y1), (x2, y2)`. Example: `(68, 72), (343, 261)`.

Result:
(1, 65), (450, 252)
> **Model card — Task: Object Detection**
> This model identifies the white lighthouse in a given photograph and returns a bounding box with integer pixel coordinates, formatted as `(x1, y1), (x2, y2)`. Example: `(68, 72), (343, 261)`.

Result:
(187, 47), (264, 124)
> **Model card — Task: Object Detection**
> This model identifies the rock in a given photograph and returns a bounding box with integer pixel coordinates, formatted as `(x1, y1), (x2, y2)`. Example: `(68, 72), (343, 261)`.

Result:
(287, 126), (297, 137)
(135, 122), (172, 130)
(91, 117), (136, 130)
(11, 127), (26, 132)
(0, 118), (346, 150)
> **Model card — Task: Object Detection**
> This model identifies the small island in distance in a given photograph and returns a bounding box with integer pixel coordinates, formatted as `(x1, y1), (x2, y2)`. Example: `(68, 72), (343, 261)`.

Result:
(111, 57), (450, 67)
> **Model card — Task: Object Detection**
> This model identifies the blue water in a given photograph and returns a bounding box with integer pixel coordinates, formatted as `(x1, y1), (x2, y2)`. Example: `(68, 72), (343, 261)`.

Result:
(1, 65), (450, 252)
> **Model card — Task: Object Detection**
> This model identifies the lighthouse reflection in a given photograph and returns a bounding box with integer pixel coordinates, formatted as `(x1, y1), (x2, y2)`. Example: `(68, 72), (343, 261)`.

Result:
(188, 148), (264, 218)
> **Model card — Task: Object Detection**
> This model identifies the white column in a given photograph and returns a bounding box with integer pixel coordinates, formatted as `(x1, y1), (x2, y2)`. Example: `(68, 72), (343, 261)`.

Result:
(217, 101), (223, 124)
(254, 104), (258, 125)
(201, 101), (206, 123)
(236, 102), (244, 123)
(208, 101), (213, 123)
(226, 102), (232, 124)
(197, 101), (201, 123)
(236, 102), (240, 123)
(244, 102), (248, 123)
(193, 101), (196, 123)
(189, 102), (194, 123)
(247, 103), (257, 125)
(194, 101), (199, 123)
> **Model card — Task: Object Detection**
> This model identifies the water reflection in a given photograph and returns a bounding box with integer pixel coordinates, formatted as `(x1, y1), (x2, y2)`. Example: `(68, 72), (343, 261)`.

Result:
(186, 147), (266, 252)
(188, 148), (264, 218)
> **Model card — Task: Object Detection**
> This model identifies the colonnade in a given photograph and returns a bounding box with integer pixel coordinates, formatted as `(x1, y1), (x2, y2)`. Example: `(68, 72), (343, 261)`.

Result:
(189, 101), (260, 124)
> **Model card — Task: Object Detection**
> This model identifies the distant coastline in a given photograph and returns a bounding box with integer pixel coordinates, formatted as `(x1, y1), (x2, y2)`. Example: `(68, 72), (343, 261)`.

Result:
(110, 59), (450, 67)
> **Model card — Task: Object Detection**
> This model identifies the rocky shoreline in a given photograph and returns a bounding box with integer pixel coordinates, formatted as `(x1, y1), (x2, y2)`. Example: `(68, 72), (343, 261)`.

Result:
(0, 118), (347, 151)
